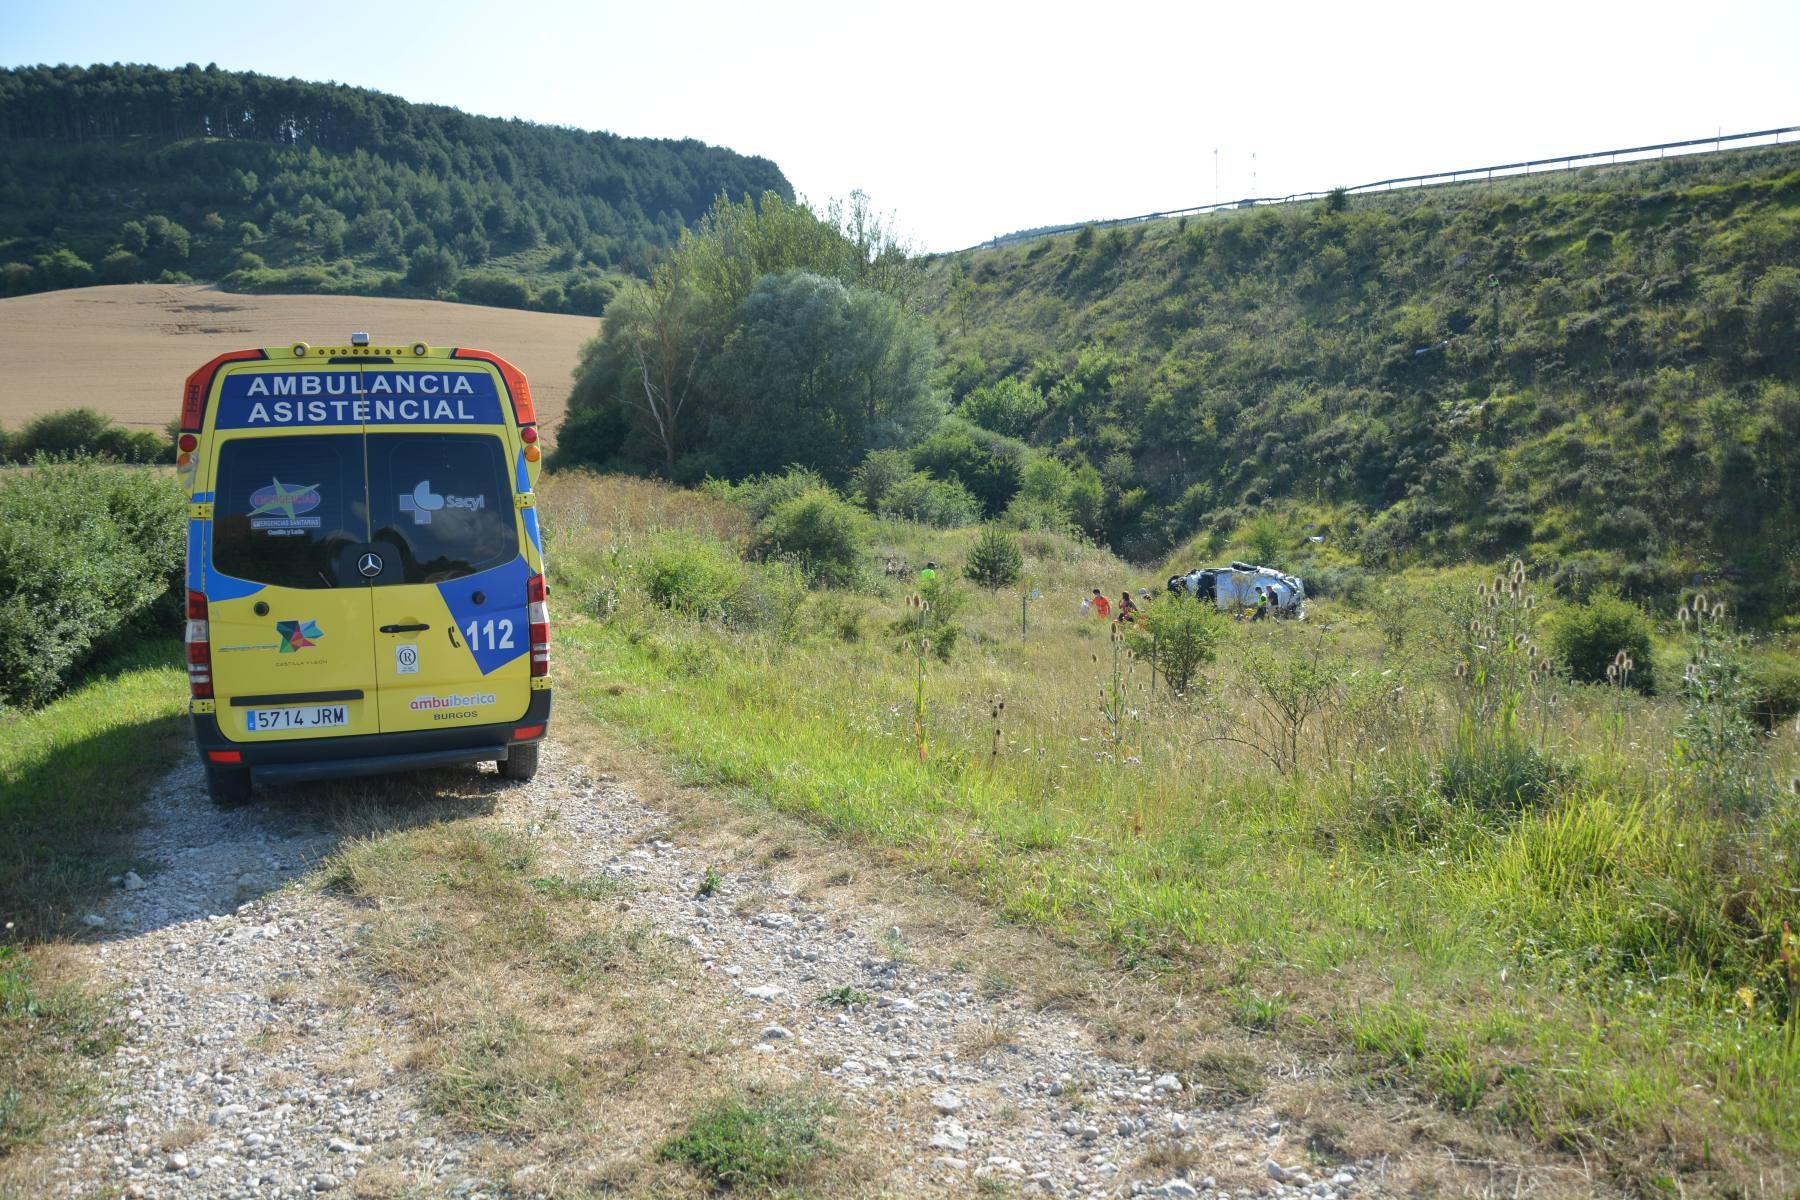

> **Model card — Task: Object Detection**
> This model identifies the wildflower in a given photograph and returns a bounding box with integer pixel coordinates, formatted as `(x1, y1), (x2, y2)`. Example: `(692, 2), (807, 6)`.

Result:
(1737, 987), (1756, 1011)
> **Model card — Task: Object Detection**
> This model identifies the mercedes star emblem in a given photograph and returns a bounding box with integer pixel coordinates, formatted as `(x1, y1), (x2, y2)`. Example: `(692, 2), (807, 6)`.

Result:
(357, 552), (384, 578)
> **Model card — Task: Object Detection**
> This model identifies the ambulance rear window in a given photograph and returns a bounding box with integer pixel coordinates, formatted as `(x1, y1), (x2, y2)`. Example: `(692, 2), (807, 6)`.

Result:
(212, 435), (368, 590)
(367, 433), (517, 584)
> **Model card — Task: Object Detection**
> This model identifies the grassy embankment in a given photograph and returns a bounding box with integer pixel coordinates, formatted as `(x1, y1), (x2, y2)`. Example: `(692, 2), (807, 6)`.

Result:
(544, 471), (1800, 1195)
(0, 641), (186, 1162)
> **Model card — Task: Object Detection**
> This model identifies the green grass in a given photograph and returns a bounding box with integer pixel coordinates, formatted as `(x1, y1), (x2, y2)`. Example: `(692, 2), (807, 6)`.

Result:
(0, 639), (187, 940)
(547, 472), (1800, 1195)
(0, 639), (184, 1165)
(659, 1088), (835, 1193)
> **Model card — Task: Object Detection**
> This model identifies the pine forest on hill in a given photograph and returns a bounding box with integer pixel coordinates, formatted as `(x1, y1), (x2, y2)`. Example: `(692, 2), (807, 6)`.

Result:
(0, 63), (792, 314)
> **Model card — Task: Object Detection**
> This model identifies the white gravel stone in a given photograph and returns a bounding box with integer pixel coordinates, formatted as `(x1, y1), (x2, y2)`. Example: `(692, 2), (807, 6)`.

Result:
(37, 742), (1391, 1200)
(928, 1119), (971, 1152)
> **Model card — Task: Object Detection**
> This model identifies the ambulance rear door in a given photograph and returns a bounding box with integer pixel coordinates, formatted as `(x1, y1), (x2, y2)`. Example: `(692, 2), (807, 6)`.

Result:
(361, 367), (534, 734)
(204, 363), (378, 743)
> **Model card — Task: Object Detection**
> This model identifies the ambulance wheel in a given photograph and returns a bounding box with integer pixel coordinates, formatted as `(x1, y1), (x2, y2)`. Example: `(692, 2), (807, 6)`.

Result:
(206, 766), (252, 809)
(501, 742), (540, 782)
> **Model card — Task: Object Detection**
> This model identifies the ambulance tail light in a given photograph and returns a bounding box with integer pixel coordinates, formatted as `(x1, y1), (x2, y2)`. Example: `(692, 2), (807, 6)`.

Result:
(451, 347), (536, 425)
(527, 573), (550, 677)
(181, 349), (265, 433)
(185, 589), (213, 699)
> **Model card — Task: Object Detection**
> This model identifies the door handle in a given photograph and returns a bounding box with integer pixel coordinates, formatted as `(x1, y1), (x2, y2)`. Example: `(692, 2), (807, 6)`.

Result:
(380, 623), (430, 634)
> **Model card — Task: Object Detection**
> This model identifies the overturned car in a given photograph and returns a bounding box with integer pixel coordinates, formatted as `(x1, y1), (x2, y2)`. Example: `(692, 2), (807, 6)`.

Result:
(1166, 561), (1306, 618)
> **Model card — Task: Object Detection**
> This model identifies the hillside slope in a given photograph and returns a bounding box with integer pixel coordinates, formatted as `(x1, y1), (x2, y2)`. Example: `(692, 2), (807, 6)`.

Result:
(923, 147), (1800, 619)
(0, 63), (791, 313)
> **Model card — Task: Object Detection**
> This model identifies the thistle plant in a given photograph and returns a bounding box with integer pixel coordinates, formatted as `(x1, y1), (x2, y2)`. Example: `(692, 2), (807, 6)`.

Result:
(1450, 560), (1551, 736)
(1442, 561), (1558, 813)
(1672, 595), (1766, 813)
(909, 594), (929, 762)
(1605, 647), (1636, 758)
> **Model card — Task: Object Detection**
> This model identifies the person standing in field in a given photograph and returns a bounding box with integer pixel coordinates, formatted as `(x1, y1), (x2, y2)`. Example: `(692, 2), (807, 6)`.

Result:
(1118, 591), (1139, 623)
(920, 561), (938, 583)
(1251, 586), (1269, 621)
(1091, 589), (1111, 620)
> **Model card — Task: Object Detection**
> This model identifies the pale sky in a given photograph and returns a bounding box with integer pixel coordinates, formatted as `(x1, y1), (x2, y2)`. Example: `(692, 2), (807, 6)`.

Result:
(5, 0), (1797, 251)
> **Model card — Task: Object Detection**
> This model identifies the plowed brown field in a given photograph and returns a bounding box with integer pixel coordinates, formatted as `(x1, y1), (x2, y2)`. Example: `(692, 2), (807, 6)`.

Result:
(0, 284), (597, 440)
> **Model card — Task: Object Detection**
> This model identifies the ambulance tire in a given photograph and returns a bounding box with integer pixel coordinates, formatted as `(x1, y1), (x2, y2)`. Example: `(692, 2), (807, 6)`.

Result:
(501, 742), (540, 783)
(206, 766), (252, 809)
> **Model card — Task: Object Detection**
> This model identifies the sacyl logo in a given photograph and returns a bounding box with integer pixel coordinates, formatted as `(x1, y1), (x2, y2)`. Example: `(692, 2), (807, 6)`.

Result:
(399, 480), (485, 525)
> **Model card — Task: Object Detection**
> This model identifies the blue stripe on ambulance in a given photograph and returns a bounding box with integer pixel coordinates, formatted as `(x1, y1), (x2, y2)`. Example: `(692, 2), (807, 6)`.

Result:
(193, 519), (265, 602)
(186, 519), (205, 591)
(436, 556), (534, 675)
(514, 449), (530, 494)
(521, 506), (543, 557)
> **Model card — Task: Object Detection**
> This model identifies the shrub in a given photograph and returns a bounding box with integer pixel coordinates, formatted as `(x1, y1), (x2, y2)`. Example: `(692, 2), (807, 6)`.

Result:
(909, 420), (1029, 516)
(634, 535), (743, 621)
(849, 448), (911, 510)
(1747, 653), (1800, 730)
(720, 467), (832, 522)
(889, 574), (966, 660)
(757, 489), (868, 588)
(1435, 739), (1560, 818)
(455, 272), (531, 309)
(959, 376), (1046, 438)
(723, 559), (810, 639)
(1244, 517), (1285, 564)
(1549, 591), (1656, 693)
(4, 408), (153, 463)
(963, 526), (1023, 589)
(1123, 598), (1226, 695)
(878, 473), (979, 528)
(0, 458), (185, 706)
(565, 276), (617, 316)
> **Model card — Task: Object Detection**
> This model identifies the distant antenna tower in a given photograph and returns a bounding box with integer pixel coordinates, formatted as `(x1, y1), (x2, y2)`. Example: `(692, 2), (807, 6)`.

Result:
(1251, 151), (1258, 195)
(1213, 148), (1219, 204)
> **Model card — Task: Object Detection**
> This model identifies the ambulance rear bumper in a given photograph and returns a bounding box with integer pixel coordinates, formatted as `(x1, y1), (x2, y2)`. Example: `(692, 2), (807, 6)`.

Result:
(192, 691), (550, 785)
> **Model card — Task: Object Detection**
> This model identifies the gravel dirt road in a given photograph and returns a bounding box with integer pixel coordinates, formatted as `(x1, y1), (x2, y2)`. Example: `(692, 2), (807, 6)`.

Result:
(40, 742), (1389, 1199)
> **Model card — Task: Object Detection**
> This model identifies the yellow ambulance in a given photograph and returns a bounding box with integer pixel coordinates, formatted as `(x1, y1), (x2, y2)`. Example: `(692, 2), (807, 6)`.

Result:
(177, 335), (550, 806)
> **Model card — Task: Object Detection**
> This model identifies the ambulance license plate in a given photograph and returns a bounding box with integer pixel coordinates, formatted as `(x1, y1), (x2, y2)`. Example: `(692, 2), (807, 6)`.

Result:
(245, 705), (349, 732)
